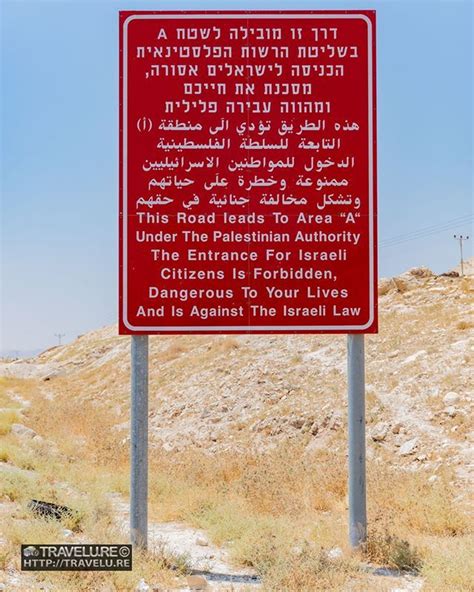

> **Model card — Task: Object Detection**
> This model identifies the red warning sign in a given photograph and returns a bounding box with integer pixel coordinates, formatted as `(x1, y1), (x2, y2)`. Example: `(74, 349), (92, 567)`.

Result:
(119, 11), (377, 334)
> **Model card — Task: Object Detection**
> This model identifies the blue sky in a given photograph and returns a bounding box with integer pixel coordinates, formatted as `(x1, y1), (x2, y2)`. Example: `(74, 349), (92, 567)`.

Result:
(1, 0), (472, 352)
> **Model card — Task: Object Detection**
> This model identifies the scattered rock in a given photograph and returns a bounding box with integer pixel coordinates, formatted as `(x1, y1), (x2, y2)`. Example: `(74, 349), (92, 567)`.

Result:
(390, 277), (409, 293)
(391, 423), (403, 434)
(401, 350), (427, 366)
(370, 421), (390, 442)
(409, 266), (433, 278)
(325, 412), (343, 431)
(290, 417), (305, 429)
(393, 434), (405, 447)
(378, 278), (393, 296)
(327, 546), (343, 560)
(443, 392), (460, 405)
(399, 438), (419, 456)
(443, 406), (457, 418)
(11, 423), (36, 439)
(290, 544), (303, 556)
(439, 271), (459, 278)
(135, 579), (150, 592)
(196, 536), (209, 547)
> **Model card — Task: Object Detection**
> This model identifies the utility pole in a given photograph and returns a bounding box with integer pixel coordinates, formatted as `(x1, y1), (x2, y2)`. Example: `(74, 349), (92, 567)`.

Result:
(54, 333), (66, 346)
(453, 235), (470, 276)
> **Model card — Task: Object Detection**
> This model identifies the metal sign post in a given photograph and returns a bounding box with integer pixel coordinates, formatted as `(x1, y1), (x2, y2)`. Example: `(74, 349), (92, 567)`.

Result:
(347, 334), (367, 548)
(130, 335), (149, 549)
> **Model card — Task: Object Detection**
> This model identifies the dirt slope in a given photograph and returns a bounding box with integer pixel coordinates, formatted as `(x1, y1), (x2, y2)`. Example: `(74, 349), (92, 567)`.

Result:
(2, 267), (472, 486)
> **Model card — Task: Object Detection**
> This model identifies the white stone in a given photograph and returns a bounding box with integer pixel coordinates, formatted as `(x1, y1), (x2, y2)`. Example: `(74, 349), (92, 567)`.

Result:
(443, 392), (460, 405)
(443, 406), (457, 418)
(135, 579), (150, 592)
(327, 546), (343, 560)
(370, 421), (390, 442)
(402, 351), (427, 366)
(11, 423), (36, 439)
(399, 438), (419, 456)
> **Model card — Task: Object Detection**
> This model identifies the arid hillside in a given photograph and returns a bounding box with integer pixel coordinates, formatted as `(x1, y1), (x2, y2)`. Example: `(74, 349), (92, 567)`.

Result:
(3, 266), (473, 476)
(0, 265), (472, 591)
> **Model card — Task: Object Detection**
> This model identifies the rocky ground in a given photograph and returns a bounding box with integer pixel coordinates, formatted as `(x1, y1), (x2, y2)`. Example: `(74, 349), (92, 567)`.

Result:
(0, 264), (472, 591)
(2, 265), (472, 479)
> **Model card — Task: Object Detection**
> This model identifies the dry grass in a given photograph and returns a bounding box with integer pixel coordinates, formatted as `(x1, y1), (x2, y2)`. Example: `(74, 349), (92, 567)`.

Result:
(0, 377), (29, 405)
(366, 527), (422, 572)
(1, 276), (473, 592)
(132, 444), (470, 591)
(0, 435), (39, 470)
(421, 535), (474, 591)
(0, 408), (21, 435)
(261, 551), (359, 592)
(456, 320), (473, 331)
(2, 520), (181, 592)
(0, 465), (62, 505)
(37, 550), (182, 592)
(2, 369), (471, 590)
(368, 465), (469, 537)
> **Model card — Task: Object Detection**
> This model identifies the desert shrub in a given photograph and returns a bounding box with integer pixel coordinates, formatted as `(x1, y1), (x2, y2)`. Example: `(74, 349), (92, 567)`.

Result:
(261, 544), (357, 592)
(0, 409), (21, 435)
(366, 530), (422, 573)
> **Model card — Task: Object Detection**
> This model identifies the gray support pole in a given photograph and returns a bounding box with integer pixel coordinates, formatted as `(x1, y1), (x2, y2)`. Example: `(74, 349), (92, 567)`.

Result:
(347, 333), (367, 548)
(131, 335), (149, 549)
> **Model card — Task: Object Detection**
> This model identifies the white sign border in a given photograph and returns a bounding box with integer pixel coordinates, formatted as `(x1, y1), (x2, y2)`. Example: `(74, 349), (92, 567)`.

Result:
(122, 13), (375, 332)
